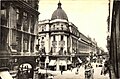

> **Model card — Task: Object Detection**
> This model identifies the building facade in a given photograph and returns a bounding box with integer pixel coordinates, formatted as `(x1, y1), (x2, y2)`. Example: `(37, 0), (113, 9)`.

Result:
(107, 0), (120, 78)
(38, 2), (98, 71)
(0, 0), (40, 78)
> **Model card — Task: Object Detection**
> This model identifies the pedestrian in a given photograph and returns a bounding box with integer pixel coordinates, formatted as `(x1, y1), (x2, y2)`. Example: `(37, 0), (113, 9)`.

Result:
(71, 67), (72, 72)
(77, 68), (79, 72)
(61, 70), (63, 75)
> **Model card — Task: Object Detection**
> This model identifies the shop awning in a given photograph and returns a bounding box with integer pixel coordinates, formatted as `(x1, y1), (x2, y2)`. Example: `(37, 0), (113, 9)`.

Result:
(59, 60), (67, 66)
(49, 60), (56, 66)
(0, 71), (13, 79)
(77, 57), (82, 63)
(67, 60), (72, 64)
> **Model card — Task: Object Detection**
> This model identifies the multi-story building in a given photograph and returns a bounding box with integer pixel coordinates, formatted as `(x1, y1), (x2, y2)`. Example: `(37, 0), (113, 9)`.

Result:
(38, 1), (98, 71)
(0, 0), (40, 78)
(107, 0), (120, 78)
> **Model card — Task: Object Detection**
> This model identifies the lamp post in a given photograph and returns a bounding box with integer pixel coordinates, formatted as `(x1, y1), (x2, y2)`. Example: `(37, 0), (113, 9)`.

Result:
(45, 54), (49, 79)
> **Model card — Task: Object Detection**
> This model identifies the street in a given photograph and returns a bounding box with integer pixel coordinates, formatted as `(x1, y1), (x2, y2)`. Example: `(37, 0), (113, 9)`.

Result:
(43, 63), (110, 79)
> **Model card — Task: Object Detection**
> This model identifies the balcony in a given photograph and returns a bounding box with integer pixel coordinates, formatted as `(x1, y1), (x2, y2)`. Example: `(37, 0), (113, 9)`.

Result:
(51, 27), (69, 32)
(59, 41), (65, 47)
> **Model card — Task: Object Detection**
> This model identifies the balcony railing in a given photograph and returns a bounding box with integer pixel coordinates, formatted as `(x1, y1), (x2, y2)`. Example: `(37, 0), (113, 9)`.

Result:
(51, 27), (69, 31)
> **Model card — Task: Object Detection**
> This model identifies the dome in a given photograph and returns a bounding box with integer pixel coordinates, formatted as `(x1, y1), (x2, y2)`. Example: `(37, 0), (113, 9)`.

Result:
(51, 2), (68, 21)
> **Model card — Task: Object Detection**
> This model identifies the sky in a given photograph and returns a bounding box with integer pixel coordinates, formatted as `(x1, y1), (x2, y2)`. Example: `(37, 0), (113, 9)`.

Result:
(38, 0), (109, 52)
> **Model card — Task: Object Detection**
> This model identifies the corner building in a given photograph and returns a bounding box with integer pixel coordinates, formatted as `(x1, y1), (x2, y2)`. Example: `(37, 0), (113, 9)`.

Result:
(38, 2), (97, 71)
(0, 0), (40, 78)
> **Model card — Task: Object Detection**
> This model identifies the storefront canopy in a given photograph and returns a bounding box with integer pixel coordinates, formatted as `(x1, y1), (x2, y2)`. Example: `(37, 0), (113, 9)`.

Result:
(49, 60), (56, 66)
(0, 71), (13, 79)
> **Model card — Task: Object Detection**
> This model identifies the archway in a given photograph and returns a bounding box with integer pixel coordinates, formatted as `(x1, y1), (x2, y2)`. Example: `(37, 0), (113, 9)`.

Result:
(18, 63), (34, 79)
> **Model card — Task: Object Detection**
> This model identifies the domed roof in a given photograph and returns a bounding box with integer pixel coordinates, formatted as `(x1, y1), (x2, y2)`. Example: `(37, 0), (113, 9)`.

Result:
(51, 2), (68, 21)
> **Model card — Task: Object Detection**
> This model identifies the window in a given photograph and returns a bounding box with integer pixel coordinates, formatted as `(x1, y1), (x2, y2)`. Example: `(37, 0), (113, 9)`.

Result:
(23, 12), (28, 31)
(30, 38), (34, 52)
(16, 8), (20, 20)
(23, 40), (28, 52)
(1, 3), (7, 26)
(53, 25), (55, 30)
(42, 26), (44, 31)
(23, 0), (28, 2)
(57, 23), (59, 25)
(61, 25), (63, 30)
(53, 36), (55, 41)
(31, 15), (35, 33)
(23, 34), (29, 52)
(53, 47), (56, 53)
(42, 37), (44, 40)
(16, 8), (22, 29)
(61, 35), (63, 41)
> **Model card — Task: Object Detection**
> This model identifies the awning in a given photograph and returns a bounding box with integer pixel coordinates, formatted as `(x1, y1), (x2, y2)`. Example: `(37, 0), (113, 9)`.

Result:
(49, 60), (56, 66)
(59, 60), (67, 66)
(0, 71), (13, 79)
(67, 60), (72, 64)
(77, 58), (82, 63)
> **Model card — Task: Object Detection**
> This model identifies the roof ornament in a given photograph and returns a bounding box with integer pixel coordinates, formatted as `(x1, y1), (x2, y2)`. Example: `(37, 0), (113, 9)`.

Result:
(58, 0), (62, 9)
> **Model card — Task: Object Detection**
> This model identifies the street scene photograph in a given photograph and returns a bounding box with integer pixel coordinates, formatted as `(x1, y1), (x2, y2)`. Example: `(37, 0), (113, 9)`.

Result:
(0, 0), (120, 79)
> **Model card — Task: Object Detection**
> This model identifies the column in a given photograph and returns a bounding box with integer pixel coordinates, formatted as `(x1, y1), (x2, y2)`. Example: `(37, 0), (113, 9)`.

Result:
(45, 33), (49, 54)
(70, 36), (73, 62)
(0, 23), (2, 48)
(56, 35), (59, 53)
(21, 33), (23, 55)
(56, 58), (59, 71)
(64, 35), (67, 53)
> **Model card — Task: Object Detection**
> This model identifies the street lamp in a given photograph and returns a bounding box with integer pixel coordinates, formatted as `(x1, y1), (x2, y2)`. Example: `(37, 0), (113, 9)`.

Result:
(45, 54), (49, 79)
